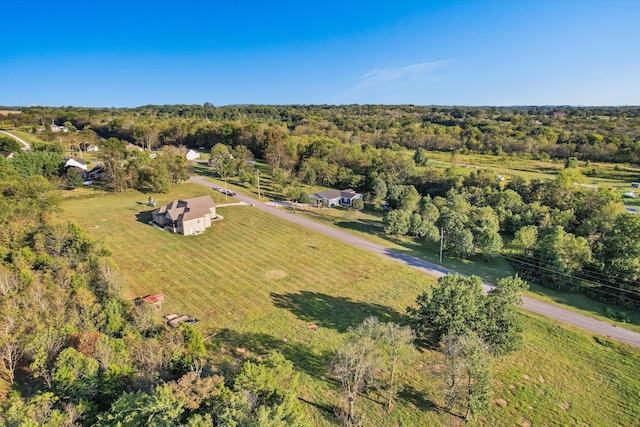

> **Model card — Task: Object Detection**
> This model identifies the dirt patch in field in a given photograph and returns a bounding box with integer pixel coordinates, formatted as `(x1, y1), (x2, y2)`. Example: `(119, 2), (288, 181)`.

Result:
(519, 417), (532, 427)
(265, 270), (287, 280)
(494, 398), (508, 407)
(560, 402), (571, 410)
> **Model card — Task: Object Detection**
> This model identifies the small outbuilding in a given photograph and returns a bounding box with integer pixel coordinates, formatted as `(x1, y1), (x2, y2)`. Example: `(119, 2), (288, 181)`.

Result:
(141, 294), (165, 309)
(186, 149), (201, 161)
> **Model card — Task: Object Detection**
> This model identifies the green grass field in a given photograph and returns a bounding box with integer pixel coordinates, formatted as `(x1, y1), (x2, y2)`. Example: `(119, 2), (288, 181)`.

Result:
(61, 182), (640, 426)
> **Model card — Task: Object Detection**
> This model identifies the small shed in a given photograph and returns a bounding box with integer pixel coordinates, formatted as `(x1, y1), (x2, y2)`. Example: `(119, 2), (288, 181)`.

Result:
(168, 314), (190, 327)
(142, 293), (165, 309)
(186, 149), (201, 161)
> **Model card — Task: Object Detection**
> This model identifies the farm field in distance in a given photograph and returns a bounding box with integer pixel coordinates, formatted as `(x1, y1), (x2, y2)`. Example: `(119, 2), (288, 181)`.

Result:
(62, 182), (640, 426)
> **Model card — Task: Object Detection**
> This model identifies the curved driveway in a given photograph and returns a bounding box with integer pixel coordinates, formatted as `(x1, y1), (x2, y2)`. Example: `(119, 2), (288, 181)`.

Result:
(0, 130), (31, 150)
(191, 176), (640, 347)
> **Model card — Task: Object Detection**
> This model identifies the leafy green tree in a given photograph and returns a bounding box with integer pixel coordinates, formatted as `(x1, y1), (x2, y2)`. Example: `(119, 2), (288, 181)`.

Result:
(481, 275), (528, 355)
(474, 228), (503, 260)
(101, 298), (125, 336)
(209, 143), (235, 177)
(169, 370), (224, 411)
(0, 392), (72, 426)
(512, 225), (538, 255)
(157, 151), (189, 183)
(537, 226), (591, 287)
(418, 197), (440, 223)
(387, 185), (420, 211)
(66, 168), (84, 189)
(565, 157), (579, 168)
(555, 167), (585, 186)
(96, 384), (185, 426)
(371, 176), (387, 201)
(137, 163), (170, 193)
(53, 347), (100, 402)
(181, 324), (206, 359)
(11, 151), (64, 178)
(413, 147), (428, 166)
(448, 228), (475, 258)
(0, 136), (21, 152)
(218, 351), (307, 427)
(232, 144), (255, 174)
(383, 209), (411, 235)
(350, 198), (364, 212)
(407, 275), (484, 342)
(596, 214), (640, 287)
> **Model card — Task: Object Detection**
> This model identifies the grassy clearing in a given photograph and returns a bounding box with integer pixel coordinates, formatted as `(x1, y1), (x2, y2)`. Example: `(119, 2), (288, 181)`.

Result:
(61, 183), (640, 426)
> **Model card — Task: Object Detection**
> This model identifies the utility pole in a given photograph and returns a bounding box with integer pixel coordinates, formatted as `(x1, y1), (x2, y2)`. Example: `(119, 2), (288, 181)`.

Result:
(257, 170), (261, 200)
(225, 176), (228, 200)
(439, 227), (444, 264)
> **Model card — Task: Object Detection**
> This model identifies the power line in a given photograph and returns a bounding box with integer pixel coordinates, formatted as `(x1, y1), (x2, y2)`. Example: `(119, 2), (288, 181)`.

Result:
(505, 252), (627, 285)
(425, 226), (640, 300)
(500, 254), (640, 302)
(501, 253), (640, 297)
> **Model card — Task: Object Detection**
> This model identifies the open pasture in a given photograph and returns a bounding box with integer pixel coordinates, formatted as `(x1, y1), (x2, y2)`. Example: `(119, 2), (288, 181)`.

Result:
(61, 183), (640, 426)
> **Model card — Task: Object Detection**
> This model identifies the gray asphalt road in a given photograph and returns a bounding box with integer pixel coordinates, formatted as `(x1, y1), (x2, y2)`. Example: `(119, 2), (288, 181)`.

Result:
(0, 130), (31, 150)
(191, 176), (640, 347)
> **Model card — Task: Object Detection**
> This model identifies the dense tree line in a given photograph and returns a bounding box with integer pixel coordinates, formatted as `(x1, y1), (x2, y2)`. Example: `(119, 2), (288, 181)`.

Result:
(3, 104), (640, 164)
(382, 164), (639, 308)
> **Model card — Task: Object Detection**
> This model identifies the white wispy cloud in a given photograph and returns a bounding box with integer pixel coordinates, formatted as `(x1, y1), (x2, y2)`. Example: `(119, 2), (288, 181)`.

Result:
(360, 60), (452, 86)
(336, 60), (453, 103)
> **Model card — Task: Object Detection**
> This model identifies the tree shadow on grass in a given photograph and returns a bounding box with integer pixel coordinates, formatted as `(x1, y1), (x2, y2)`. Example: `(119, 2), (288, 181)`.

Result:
(397, 384), (442, 413)
(212, 328), (333, 381)
(336, 217), (385, 232)
(270, 291), (403, 333)
(298, 397), (340, 425)
(335, 219), (385, 235)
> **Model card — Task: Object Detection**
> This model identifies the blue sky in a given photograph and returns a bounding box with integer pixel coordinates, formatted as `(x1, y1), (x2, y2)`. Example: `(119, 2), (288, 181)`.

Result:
(1, 1), (638, 107)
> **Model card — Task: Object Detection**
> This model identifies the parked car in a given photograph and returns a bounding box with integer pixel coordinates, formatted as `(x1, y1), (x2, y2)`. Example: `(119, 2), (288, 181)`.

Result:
(225, 190), (236, 196)
(82, 180), (93, 186)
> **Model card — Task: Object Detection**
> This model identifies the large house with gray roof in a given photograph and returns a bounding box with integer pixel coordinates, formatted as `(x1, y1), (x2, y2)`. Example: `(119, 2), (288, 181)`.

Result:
(152, 196), (217, 235)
